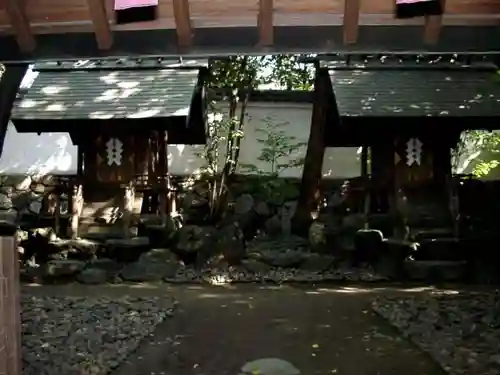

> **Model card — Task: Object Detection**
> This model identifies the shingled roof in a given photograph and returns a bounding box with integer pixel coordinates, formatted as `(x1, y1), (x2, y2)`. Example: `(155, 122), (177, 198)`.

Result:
(329, 68), (500, 118)
(10, 59), (208, 144)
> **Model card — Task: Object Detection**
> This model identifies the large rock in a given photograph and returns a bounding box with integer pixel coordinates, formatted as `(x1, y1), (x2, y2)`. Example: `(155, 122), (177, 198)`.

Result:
(354, 229), (384, 265)
(77, 258), (121, 284)
(234, 194), (255, 215)
(43, 260), (86, 278)
(240, 358), (300, 375)
(404, 260), (466, 282)
(212, 222), (246, 265)
(138, 214), (181, 247)
(182, 191), (210, 224)
(139, 247), (179, 263)
(265, 215), (282, 236)
(4, 175), (32, 191)
(233, 194), (259, 239)
(0, 194), (13, 210)
(105, 237), (150, 262)
(0, 209), (18, 224)
(77, 268), (109, 285)
(279, 201), (297, 236)
(247, 235), (308, 267)
(174, 225), (214, 263)
(308, 219), (338, 253)
(121, 259), (179, 282)
(254, 201), (271, 217)
(300, 253), (335, 272)
(254, 249), (304, 268)
(119, 248), (181, 281)
(50, 238), (101, 261)
(241, 259), (271, 274)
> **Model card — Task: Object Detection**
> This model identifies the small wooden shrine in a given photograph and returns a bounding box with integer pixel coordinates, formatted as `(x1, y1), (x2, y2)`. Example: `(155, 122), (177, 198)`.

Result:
(8, 58), (207, 237)
(294, 53), (500, 234)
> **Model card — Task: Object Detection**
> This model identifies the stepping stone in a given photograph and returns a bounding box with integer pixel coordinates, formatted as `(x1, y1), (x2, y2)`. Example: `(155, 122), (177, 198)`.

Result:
(240, 358), (300, 375)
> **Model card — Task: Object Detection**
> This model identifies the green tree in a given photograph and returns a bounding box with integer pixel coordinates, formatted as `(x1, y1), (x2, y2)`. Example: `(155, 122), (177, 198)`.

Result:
(196, 55), (314, 220)
(240, 116), (306, 205)
(453, 130), (500, 178)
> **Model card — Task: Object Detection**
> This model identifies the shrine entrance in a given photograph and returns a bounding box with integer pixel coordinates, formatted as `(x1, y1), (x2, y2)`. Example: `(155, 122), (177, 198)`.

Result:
(9, 59), (208, 238)
(296, 54), (500, 237)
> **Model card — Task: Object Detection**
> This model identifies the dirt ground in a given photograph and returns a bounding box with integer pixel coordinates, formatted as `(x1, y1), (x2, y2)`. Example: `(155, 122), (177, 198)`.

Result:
(25, 283), (446, 375)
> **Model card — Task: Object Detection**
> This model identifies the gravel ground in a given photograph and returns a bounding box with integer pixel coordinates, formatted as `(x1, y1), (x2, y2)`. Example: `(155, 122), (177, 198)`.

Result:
(21, 295), (177, 375)
(169, 266), (388, 285)
(372, 290), (500, 375)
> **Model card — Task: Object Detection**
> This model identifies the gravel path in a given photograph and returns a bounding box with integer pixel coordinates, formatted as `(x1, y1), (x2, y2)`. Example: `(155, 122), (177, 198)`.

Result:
(21, 295), (177, 375)
(115, 285), (444, 375)
(373, 290), (500, 375)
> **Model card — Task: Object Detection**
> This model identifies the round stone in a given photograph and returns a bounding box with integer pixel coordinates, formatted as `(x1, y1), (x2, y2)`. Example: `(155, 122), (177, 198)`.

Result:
(240, 358), (300, 375)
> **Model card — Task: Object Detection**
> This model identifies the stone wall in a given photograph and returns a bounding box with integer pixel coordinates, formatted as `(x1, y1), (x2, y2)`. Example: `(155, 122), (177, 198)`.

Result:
(0, 175), (68, 228)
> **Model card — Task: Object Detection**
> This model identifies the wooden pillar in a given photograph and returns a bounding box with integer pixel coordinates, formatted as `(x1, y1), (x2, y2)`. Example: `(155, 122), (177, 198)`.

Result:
(54, 181), (61, 236)
(360, 145), (370, 226)
(291, 67), (330, 234)
(0, 235), (22, 375)
(371, 138), (394, 213)
(157, 130), (169, 225)
(68, 147), (84, 239)
(122, 182), (134, 237)
(69, 183), (83, 239)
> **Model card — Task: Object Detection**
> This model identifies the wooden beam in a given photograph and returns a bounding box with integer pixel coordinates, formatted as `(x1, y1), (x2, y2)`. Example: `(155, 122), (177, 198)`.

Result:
(86, 0), (113, 50)
(3, 0), (35, 53)
(343, 0), (360, 44)
(172, 0), (192, 49)
(423, 0), (446, 44)
(258, 0), (274, 47)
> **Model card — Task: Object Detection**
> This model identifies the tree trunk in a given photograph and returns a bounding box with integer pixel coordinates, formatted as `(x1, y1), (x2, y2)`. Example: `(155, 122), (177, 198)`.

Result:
(291, 67), (329, 235)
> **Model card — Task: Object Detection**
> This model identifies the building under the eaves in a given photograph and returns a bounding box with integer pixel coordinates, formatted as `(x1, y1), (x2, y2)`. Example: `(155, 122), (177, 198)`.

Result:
(9, 59), (208, 239)
(299, 54), (500, 240)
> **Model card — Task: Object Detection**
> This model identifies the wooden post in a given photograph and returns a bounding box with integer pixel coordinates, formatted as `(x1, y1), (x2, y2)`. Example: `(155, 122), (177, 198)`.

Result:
(54, 182), (61, 236)
(69, 147), (84, 239)
(258, 0), (274, 47)
(172, 0), (192, 49)
(291, 67), (329, 235)
(122, 182), (134, 238)
(69, 183), (83, 239)
(360, 145), (370, 228)
(158, 130), (169, 225)
(0, 235), (22, 375)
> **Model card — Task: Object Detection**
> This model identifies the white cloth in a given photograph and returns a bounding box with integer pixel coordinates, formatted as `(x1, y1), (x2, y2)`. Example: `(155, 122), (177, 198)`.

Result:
(114, 0), (158, 11)
(396, 0), (433, 4)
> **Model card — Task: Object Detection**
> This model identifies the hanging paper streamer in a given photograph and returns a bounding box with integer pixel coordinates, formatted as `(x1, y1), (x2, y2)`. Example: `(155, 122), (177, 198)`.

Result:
(114, 0), (158, 24)
(405, 138), (423, 166)
(395, 0), (443, 19)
